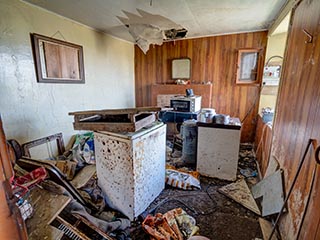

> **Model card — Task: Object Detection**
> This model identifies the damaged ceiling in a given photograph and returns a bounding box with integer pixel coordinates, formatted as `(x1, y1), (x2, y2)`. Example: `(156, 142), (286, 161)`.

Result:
(23, 0), (286, 51)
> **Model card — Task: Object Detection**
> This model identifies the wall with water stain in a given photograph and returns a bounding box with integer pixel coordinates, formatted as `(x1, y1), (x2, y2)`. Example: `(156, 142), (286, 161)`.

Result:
(0, 0), (135, 145)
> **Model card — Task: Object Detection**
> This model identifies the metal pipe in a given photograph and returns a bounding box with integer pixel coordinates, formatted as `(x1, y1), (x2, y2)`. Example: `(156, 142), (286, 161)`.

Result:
(0, 115), (28, 240)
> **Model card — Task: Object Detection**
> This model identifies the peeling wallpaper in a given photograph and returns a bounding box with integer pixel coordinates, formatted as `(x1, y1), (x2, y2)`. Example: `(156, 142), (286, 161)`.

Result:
(0, 0), (134, 146)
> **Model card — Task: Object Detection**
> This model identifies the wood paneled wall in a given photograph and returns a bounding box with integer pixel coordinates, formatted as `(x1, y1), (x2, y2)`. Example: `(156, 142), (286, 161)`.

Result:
(263, 0), (320, 238)
(135, 31), (268, 142)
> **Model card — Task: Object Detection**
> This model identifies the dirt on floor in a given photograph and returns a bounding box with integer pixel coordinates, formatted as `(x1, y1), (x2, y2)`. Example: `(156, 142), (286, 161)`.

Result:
(130, 143), (262, 240)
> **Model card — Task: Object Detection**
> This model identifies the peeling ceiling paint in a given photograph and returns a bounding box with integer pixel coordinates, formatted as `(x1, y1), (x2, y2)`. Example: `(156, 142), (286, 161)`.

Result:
(22, 0), (286, 42)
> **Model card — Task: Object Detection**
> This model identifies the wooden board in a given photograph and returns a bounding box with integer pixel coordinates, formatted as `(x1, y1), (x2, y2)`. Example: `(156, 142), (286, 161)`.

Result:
(259, 218), (278, 240)
(135, 31), (268, 142)
(218, 179), (261, 215)
(72, 113), (156, 132)
(69, 107), (161, 116)
(267, 0), (320, 238)
(44, 41), (80, 79)
(251, 170), (284, 217)
(71, 164), (96, 189)
(264, 156), (279, 179)
(26, 186), (71, 240)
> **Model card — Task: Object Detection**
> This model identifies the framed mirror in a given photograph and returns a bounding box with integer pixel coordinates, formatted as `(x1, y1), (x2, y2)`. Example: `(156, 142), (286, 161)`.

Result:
(172, 58), (191, 79)
(31, 33), (85, 83)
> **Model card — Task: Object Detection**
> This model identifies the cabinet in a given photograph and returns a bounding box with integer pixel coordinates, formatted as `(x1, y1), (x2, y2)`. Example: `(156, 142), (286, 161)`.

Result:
(94, 122), (166, 220)
(197, 120), (241, 181)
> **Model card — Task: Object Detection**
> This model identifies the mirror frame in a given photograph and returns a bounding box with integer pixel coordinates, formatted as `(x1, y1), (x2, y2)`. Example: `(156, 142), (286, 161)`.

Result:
(31, 33), (85, 84)
(171, 58), (191, 79)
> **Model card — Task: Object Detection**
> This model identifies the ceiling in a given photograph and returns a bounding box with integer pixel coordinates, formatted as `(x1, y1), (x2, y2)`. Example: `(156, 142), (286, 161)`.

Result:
(23, 0), (287, 42)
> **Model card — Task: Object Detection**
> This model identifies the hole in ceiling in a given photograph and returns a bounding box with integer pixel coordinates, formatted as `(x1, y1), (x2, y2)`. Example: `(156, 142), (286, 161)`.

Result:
(118, 9), (188, 54)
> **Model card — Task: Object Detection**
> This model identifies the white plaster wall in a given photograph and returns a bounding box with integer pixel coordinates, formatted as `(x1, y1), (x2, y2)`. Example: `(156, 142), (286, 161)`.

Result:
(259, 32), (287, 113)
(0, 0), (135, 146)
(265, 32), (288, 61)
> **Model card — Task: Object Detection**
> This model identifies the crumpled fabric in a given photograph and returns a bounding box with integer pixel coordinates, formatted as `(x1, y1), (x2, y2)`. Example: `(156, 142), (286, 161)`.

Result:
(79, 177), (105, 212)
(65, 200), (130, 233)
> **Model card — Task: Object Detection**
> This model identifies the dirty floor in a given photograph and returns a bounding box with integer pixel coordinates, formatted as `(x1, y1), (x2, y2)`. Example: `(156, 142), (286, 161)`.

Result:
(131, 143), (262, 240)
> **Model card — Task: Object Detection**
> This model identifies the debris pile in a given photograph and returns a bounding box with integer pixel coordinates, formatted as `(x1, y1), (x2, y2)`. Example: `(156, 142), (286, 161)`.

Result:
(142, 208), (199, 240)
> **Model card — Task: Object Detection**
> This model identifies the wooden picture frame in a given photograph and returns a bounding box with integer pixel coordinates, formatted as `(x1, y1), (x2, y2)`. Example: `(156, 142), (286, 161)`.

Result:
(31, 33), (85, 84)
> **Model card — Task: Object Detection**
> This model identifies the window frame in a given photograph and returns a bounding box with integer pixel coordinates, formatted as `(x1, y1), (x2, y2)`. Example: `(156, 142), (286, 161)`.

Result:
(236, 48), (262, 85)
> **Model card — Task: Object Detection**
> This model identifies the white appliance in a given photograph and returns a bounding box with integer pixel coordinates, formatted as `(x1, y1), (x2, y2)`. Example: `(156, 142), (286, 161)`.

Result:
(196, 119), (241, 181)
(170, 95), (202, 113)
(94, 122), (166, 220)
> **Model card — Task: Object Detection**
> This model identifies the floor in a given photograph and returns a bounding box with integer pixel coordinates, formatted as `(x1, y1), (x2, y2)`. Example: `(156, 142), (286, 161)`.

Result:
(131, 143), (262, 240)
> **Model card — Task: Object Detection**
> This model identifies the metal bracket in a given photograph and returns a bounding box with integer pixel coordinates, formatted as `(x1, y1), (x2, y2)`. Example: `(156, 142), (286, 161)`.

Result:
(303, 29), (313, 43)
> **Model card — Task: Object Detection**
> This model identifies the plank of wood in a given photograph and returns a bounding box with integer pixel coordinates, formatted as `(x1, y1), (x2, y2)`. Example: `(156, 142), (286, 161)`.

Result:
(73, 114), (157, 132)
(73, 122), (135, 132)
(251, 170), (284, 217)
(134, 114), (156, 130)
(26, 186), (71, 240)
(71, 164), (96, 189)
(258, 218), (278, 240)
(218, 179), (261, 215)
(44, 42), (80, 79)
(264, 156), (279, 179)
(69, 107), (161, 116)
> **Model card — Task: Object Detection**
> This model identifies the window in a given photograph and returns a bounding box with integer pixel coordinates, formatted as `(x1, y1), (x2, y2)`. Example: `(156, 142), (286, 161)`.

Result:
(236, 49), (262, 84)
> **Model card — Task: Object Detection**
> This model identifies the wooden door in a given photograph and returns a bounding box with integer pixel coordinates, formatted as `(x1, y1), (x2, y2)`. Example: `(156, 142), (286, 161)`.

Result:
(271, 0), (320, 238)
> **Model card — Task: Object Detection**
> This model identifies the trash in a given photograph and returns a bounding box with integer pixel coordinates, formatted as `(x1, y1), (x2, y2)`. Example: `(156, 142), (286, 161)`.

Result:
(143, 214), (180, 240)
(71, 164), (96, 189)
(12, 167), (47, 197)
(78, 177), (105, 212)
(173, 208), (199, 238)
(142, 208), (199, 240)
(218, 179), (261, 215)
(165, 165), (201, 190)
(64, 200), (130, 233)
(240, 168), (258, 178)
(72, 132), (96, 166)
(55, 160), (77, 180)
(17, 199), (33, 220)
(251, 169), (284, 217)
(163, 209), (184, 240)
(188, 236), (210, 240)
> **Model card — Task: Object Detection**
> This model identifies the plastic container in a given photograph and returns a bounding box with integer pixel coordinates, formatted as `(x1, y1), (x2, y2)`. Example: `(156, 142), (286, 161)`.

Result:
(199, 108), (216, 123)
(262, 112), (274, 123)
(213, 114), (230, 125)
